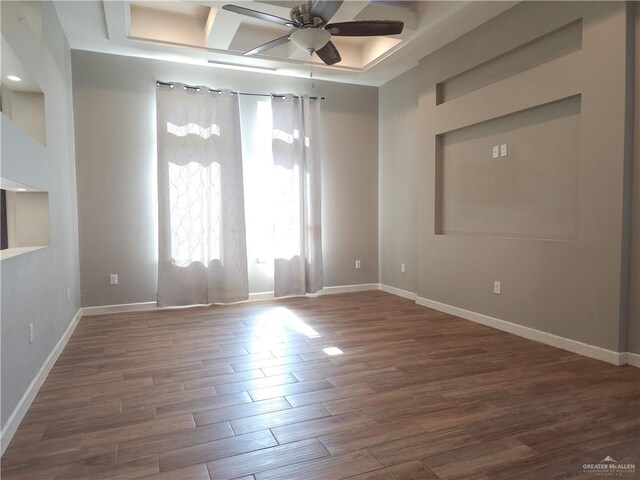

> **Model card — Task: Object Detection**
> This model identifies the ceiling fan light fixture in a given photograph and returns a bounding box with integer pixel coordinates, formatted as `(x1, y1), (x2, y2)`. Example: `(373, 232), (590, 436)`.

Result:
(290, 28), (331, 52)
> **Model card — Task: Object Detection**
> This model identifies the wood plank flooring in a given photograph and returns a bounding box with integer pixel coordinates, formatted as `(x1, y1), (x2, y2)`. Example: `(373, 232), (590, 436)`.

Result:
(2, 291), (638, 479)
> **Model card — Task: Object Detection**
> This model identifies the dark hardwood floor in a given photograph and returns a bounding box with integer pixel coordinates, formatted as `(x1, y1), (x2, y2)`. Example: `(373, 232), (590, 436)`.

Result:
(1, 291), (638, 479)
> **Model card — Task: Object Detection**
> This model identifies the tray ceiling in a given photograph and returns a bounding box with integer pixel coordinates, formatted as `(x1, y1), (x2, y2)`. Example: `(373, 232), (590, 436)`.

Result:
(53, 1), (517, 86)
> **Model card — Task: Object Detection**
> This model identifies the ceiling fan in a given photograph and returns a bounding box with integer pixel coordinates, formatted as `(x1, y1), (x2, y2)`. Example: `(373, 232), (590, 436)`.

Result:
(222, 1), (404, 65)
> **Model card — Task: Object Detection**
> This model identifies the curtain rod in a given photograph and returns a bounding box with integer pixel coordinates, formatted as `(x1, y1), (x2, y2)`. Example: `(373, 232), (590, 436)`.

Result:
(156, 81), (324, 100)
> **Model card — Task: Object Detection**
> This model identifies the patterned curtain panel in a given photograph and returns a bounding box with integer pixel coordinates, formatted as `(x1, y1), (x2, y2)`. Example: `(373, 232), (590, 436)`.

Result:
(271, 95), (324, 296)
(156, 85), (248, 306)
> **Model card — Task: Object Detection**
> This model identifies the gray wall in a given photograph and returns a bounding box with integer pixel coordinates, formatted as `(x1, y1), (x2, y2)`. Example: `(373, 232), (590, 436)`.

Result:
(378, 68), (418, 293)
(71, 51), (378, 307)
(629, 3), (640, 355)
(380, 1), (636, 353)
(1, 0), (80, 435)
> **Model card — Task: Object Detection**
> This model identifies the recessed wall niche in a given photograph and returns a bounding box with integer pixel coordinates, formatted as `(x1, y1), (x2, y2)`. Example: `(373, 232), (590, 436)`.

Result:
(435, 95), (581, 241)
(0, 35), (46, 146)
(436, 20), (582, 105)
(0, 177), (50, 260)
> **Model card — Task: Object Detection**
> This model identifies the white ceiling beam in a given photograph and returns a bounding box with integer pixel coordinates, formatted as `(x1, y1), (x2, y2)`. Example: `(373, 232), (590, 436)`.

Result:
(287, 40), (312, 61)
(103, 0), (129, 41)
(200, 1), (291, 50)
(204, 7), (243, 50)
(328, 1), (370, 23)
(198, 1), (292, 20)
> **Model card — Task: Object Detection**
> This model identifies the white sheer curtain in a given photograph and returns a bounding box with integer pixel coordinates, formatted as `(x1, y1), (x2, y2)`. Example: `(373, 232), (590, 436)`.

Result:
(271, 95), (324, 296)
(156, 85), (248, 306)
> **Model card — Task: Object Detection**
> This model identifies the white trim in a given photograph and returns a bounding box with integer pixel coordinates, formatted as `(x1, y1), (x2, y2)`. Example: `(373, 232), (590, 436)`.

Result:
(81, 283), (381, 316)
(248, 291), (275, 301)
(415, 296), (625, 366)
(314, 283), (380, 295)
(81, 301), (158, 316)
(86, 288), (633, 367)
(379, 283), (417, 301)
(249, 284), (380, 299)
(624, 352), (640, 368)
(0, 308), (82, 455)
(2, 289), (635, 456)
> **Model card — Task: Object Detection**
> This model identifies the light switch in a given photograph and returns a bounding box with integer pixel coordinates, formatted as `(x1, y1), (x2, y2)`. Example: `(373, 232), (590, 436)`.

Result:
(110, 274), (118, 285)
(500, 144), (508, 157)
(492, 146), (499, 158)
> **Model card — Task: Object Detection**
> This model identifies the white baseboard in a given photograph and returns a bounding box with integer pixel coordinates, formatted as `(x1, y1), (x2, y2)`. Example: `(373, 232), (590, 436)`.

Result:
(248, 291), (275, 301)
(624, 352), (640, 367)
(82, 286), (637, 367)
(378, 284), (417, 301)
(415, 296), (626, 366)
(81, 301), (158, 316)
(81, 283), (381, 317)
(2, 288), (637, 457)
(315, 283), (380, 295)
(0, 308), (82, 455)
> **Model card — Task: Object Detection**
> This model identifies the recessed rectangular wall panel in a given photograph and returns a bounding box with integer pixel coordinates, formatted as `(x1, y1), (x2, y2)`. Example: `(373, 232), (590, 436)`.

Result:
(436, 95), (580, 241)
(417, 1), (630, 353)
(436, 20), (582, 105)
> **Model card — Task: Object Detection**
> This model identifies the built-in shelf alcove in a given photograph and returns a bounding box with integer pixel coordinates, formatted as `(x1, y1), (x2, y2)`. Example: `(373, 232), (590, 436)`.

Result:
(0, 35), (46, 146)
(0, 177), (50, 261)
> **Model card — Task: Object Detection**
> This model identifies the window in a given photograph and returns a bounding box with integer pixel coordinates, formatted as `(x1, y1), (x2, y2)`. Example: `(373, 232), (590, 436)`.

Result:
(168, 161), (221, 266)
(241, 98), (275, 264)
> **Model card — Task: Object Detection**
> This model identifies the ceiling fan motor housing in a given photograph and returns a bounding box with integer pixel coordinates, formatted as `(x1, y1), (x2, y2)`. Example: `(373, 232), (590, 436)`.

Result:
(290, 4), (325, 27)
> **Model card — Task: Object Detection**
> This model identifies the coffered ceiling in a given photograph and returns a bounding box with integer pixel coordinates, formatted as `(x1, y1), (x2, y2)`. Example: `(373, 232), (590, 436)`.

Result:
(53, 1), (517, 86)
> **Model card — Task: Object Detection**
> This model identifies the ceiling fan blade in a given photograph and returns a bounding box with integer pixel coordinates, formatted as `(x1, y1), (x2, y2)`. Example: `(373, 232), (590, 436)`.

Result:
(245, 33), (293, 56)
(315, 41), (341, 65)
(326, 20), (404, 36)
(222, 4), (297, 27)
(309, 1), (343, 23)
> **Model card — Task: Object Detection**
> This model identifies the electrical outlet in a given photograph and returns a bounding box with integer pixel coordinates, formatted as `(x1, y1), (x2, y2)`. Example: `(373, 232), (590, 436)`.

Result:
(355, 260), (361, 270)
(29, 323), (34, 343)
(493, 281), (501, 295)
(500, 144), (508, 157)
(492, 145), (499, 158)
(401, 263), (406, 273)
(110, 274), (118, 285)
